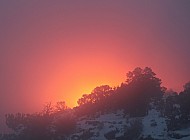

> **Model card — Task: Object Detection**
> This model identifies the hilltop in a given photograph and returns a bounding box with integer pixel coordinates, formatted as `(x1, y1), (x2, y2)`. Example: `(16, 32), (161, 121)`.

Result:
(1, 67), (190, 140)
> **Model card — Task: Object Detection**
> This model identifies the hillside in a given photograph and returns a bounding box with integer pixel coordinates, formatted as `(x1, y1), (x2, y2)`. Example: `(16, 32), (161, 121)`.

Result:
(1, 67), (190, 140)
(59, 100), (190, 140)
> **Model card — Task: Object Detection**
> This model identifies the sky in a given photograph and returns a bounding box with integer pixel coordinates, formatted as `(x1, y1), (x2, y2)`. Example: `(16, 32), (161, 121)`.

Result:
(0, 0), (190, 120)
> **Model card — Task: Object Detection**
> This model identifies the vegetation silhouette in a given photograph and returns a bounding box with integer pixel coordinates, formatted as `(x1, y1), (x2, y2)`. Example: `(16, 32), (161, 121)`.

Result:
(2, 67), (190, 140)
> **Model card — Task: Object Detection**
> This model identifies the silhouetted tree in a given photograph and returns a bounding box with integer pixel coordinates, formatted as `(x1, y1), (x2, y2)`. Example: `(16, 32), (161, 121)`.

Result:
(179, 81), (190, 124)
(5, 113), (28, 133)
(164, 91), (181, 130)
(53, 110), (76, 139)
(5, 112), (53, 140)
(184, 82), (190, 91)
(77, 85), (115, 115)
(126, 67), (164, 97)
(77, 85), (113, 105)
(116, 67), (165, 116)
(77, 67), (165, 117)
(55, 101), (69, 113)
(5, 101), (76, 140)
(41, 102), (54, 116)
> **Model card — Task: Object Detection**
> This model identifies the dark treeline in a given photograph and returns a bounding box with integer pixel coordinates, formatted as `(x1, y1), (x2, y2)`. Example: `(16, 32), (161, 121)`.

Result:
(76, 67), (165, 117)
(1, 67), (190, 140)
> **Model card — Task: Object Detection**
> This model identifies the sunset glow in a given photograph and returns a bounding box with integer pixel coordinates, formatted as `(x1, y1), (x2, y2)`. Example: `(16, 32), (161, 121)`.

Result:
(0, 1), (190, 115)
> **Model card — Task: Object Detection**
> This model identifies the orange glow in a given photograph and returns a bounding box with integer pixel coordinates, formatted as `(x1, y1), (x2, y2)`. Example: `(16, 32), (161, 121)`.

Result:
(1, 1), (190, 114)
(40, 46), (130, 107)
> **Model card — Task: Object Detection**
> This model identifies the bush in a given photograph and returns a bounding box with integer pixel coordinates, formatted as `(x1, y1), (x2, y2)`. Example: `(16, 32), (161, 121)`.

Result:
(124, 119), (143, 140)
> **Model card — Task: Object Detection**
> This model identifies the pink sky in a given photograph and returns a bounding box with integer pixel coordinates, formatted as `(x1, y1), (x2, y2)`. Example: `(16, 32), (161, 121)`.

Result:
(0, 1), (190, 115)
